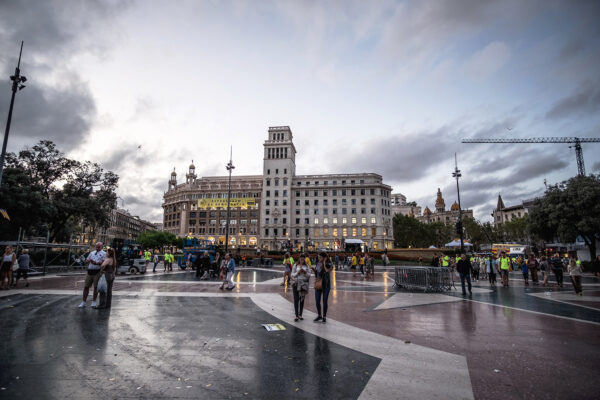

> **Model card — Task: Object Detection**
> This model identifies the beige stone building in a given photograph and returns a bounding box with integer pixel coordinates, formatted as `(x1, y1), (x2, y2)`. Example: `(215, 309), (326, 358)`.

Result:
(417, 188), (473, 225)
(492, 195), (534, 226)
(391, 193), (422, 217)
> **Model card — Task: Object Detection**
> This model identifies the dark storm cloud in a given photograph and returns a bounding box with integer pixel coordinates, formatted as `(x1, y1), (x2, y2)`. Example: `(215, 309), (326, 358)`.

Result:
(0, 0), (127, 151)
(546, 82), (600, 120)
(329, 125), (457, 183)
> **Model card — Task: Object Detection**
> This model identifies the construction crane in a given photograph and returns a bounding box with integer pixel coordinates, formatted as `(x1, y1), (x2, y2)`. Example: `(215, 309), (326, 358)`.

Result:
(461, 137), (600, 176)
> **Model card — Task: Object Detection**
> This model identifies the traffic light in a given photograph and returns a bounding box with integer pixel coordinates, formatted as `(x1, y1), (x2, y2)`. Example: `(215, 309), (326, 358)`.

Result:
(456, 221), (463, 235)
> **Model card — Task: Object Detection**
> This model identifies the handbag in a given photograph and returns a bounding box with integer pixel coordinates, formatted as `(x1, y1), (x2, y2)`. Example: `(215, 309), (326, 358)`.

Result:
(314, 277), (323, 290)
(97, 274), (108, 293)
(12, 261), (19, 271)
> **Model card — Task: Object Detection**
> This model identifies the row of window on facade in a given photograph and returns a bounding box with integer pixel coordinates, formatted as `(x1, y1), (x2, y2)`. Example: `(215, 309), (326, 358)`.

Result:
(266, 216), (381, 225)
(266, 207), (384, 217)
(264, 227), (388, 238)
(267, 147), (288, 159)
(188, 226), (258, 235)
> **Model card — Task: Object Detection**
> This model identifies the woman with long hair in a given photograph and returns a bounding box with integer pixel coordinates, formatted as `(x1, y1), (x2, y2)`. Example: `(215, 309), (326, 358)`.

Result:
(312, 252), (332, 323)
(96, 248), (117, 309)
(1, 246), (17, 290)
(291, 255), (309, 321)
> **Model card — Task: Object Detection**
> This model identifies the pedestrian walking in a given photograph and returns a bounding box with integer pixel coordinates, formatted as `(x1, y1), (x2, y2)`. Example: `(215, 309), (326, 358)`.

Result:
(550, 253), (564, 287)
(456, 253), (473, 296)
(539, 256), (550, 286)
(281, 252), (294, 286)
(219, 253), (236, 290)
(96, 248), (117, 309)
(1, 246), (17, 290)
(568, 258), (583, 296)
(153, 253), (159, 273)
(79, 242), (106, 308)
(528, 256), (539, 284)
(499, 252), (511, 287)
(196, 251), (211, 279)
(521, 260), (529, 285)
(15, 249), (30, 288)
(144, 249), (151, 268)
(312, 252), (332, 323)
(351, 252), (358, 276)
(486, 256), (497, 286)
(472, 257), (480, 281)
(334, 254), (340, 270)
(359, 253), (366, 278)
(291, 256), (309, 321)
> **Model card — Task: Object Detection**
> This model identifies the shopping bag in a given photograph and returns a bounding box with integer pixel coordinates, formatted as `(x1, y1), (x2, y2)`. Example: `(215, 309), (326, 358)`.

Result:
(97, 274), (107, 293)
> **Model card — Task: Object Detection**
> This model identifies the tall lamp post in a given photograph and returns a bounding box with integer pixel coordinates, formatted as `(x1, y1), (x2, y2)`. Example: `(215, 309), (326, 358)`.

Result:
(452, 153), (464, 253)
(224, 147), (235, 254)
(0, 41), (27, 186)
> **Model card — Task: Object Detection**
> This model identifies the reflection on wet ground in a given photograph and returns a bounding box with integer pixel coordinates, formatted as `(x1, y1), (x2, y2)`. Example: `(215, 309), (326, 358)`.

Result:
(0, 294), (379, 399)
(123, 268), (283, 283)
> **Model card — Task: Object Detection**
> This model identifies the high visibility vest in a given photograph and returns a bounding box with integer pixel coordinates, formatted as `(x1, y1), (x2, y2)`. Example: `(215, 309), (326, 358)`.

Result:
(442, 256), (449, 267)
(352, 256), (357, 266)
(500, 257), (510, 270)
(469, 257), (474, 263)
(305, 257), (311, 267)
(576, 259), (581, 266)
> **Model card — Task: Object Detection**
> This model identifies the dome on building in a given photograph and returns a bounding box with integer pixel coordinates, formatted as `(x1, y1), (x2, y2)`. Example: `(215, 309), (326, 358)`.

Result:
(189, 160), (195, 170)
(451, 201), (460, 211)
(424, 206), (432, 215)
(171, 168), (177, 176)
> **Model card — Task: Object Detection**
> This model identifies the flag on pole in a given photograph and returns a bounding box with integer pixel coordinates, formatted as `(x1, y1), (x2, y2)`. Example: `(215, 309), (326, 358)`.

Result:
(0, 209), (10, 221)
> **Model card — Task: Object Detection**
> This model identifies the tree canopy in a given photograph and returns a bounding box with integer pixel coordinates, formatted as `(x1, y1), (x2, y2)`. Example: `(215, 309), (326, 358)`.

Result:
(393, 214), (453, 248)
(137, 231), (181, 249)
(0, 140), (119, 242)
(528, 174), (600, 259)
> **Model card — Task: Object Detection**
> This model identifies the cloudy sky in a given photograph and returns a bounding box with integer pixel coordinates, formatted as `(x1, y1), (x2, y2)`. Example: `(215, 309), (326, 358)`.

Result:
(1, 0), (599, 223)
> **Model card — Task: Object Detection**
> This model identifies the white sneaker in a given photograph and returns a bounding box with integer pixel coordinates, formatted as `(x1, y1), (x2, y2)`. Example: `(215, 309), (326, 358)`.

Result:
(78, 301), (86, 308)
(91, 301), (97, 308)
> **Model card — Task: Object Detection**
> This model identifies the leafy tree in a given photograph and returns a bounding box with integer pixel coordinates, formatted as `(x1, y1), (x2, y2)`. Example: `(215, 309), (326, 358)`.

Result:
(137, 231), (179, 249)
(528, 174), (600, 259)
(393, 214), (453, 248)
(0, 141), (119, 242)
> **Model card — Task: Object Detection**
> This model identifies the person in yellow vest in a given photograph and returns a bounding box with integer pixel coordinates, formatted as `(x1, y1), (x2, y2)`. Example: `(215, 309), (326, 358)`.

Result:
(442, 255), (450, 267)
(359, 253), (366, 277)
(351, 253), (358, 277)
(305, 254), (312, 267)
(499, 252), (511, 287)
(144, 250), (151, 266)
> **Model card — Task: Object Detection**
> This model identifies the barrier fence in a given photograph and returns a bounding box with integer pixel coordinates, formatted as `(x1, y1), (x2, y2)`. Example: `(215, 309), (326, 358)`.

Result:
(394, 266), (455, 292)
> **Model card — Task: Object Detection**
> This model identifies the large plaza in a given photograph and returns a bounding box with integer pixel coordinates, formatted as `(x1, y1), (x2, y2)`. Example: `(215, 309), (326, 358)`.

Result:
(1, 265), (598, 399)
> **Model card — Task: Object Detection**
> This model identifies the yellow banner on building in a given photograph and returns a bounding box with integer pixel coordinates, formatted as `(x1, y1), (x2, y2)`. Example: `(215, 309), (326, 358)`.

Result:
(198, 198), (256, 209)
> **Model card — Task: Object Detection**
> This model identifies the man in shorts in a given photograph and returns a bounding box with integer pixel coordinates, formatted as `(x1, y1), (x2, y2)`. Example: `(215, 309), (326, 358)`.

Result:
(79, 242), (106, 308)
(499, 251), (511, 287)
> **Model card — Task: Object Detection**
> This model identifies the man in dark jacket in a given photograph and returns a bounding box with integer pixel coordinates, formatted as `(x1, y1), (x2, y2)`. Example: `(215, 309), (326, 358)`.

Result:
(550, 253), (564, 287)
(456, 253), (473, 295)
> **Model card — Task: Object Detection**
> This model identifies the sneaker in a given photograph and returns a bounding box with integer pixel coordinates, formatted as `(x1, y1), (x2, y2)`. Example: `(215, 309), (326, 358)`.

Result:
(91, 301), (97, 308)
(313, 316), (322, 322)
(78, 301), (86, 308)
(322, 317), (327, 323)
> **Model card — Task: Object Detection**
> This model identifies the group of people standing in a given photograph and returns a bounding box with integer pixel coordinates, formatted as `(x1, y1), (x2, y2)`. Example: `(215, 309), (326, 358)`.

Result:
(286, 252), (332, 323)
(443, 250), (586, 296)
(78, 242), (116, 309)
(1, 246), (31, 290)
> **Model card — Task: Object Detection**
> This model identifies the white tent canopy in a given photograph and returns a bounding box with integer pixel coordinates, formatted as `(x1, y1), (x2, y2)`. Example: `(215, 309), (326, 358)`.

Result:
(345, 239), (364, 244)
(428, 245), (437, 249)
(445, 240), (473, 247)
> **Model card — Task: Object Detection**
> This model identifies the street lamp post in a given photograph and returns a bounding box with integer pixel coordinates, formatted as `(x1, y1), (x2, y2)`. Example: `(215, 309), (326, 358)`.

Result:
(0, 41), (27, 186)
(224, 147), (235, 254)
(452, 153), (464, 253)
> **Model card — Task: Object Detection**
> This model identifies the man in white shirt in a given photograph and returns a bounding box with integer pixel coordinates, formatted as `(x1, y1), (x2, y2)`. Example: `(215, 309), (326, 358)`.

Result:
(79, 242), (107, 308)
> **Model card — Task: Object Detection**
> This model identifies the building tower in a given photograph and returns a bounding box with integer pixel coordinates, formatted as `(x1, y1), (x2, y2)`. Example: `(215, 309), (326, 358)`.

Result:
(435, 188), (445, 213)
(169, 168), (177, 191)
(260, 126), (297, 250)
(186, 160), (197, 184)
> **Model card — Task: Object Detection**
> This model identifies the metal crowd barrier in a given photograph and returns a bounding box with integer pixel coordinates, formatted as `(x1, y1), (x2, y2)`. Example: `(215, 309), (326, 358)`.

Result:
(394, 266), (455, 292)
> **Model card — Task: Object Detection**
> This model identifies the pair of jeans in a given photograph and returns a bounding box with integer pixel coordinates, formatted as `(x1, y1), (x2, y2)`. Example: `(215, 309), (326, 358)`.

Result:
(292, 284), (305, 317)
(570, 275), (582, 294)
(315, 284), (331, 317)
(459, 272), (472, 294)
(488, 272), (496, 284)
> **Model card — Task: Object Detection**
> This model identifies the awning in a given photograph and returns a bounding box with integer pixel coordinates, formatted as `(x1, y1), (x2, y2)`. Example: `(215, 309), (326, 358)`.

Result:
(345, 239), (364, 244)
(445, 240), (473, 247)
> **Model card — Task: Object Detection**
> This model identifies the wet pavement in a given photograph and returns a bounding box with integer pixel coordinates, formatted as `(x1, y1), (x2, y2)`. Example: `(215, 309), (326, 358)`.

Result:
(0, 266), (599, 399)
